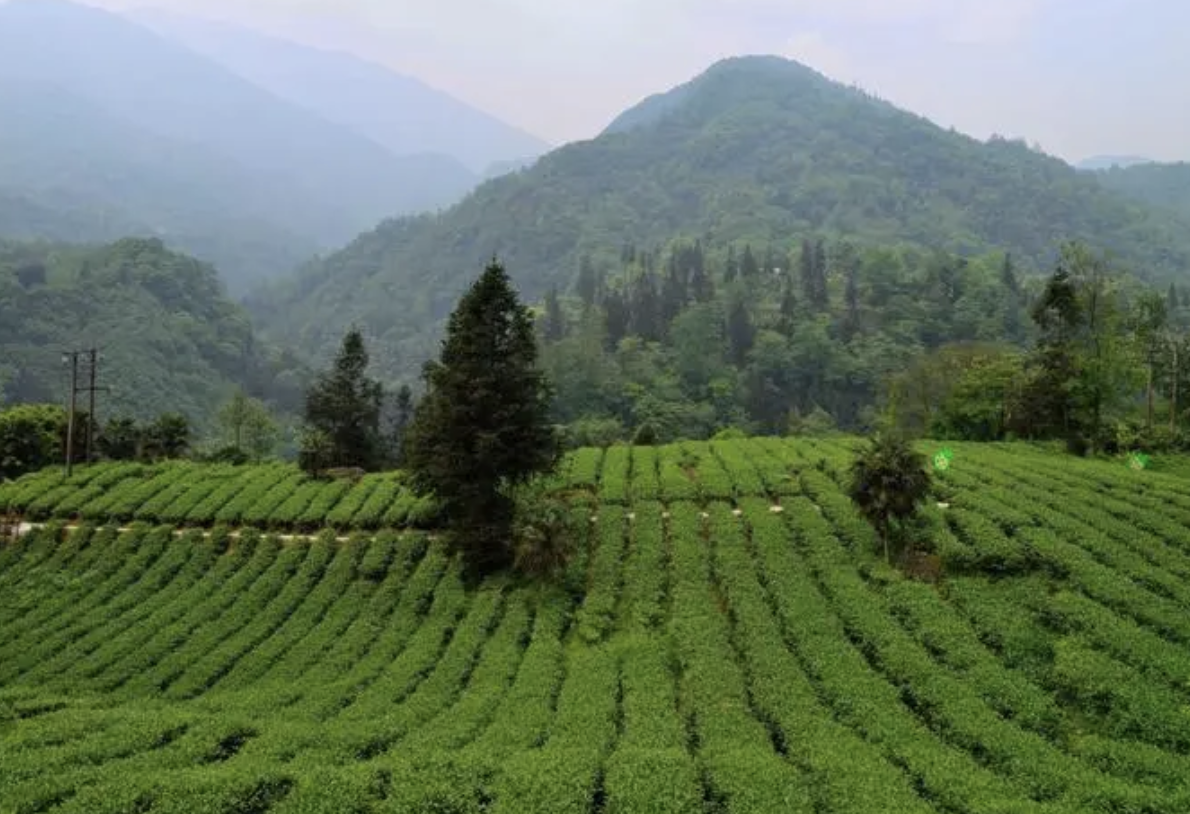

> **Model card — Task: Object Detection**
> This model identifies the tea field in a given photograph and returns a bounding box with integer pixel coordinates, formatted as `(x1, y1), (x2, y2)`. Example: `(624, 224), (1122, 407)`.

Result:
(3, 438), (1190, 813)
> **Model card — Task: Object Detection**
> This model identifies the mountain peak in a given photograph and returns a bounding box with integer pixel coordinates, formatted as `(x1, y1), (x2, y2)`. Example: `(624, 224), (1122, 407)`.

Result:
(603, 53), (840, 136)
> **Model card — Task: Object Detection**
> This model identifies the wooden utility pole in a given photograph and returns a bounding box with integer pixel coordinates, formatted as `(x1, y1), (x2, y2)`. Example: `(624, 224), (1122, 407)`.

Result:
(63, 346), (107, 475)
(86, 348), (98, 464)
(64, 351), (78, 477)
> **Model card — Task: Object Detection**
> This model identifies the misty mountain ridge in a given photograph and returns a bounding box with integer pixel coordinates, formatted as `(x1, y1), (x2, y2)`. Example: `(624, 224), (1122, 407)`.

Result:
(128, 7), (550, 174)
(252, 53), (1190, 384)
(0, 0), (479, 290)
(1076, 155), (1155, 171)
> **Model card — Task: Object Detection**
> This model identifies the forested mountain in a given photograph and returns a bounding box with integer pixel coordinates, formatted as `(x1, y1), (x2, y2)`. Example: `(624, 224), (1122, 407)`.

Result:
(1094, 162), (1190, 219)
(0, 77), (317, 289)
(130, 8), (550, 174)
(0, 0), (478, 291)
(0, 237), (309, 426)
(252, 55), (1190, 381)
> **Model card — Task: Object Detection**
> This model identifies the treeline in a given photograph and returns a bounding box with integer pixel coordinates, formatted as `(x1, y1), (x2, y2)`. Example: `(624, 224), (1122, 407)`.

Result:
(533, 236), (1190, 453)
(0, 404), (193, 480)
(538, 237), (1034, 443)
(893, 243), (1190, 453)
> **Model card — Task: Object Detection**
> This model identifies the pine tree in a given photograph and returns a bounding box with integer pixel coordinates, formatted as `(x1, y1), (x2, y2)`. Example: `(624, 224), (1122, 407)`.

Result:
(779, 278), (798, 336)
(724, 246), (739, 283)
(542, 286), (566, 342)
(630, 273), (662, 342)
(813, 239), (828, 290)
(741, 244), (760, 278)
(576, 255), (600, 311)
(726, 294), (756, 367)
(388, 384), (415, 465)
(799, 239), (817, 306)
(301, 328), (385, 472)
(603, 289), (631, 350)
(405, 259), (560, 578)
(841, 263), (861, 341)
(1001, 253), (1020, 296)
(1002, 253), (1023, 343)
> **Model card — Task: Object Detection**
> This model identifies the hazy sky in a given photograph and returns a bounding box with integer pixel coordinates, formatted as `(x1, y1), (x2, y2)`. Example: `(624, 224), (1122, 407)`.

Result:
(82, 0), (1187, 162)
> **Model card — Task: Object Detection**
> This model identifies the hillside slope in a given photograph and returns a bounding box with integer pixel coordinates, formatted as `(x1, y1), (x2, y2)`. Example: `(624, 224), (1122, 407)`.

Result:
(0, 0), (477, 289)
(2, 439), (1190, 812)
(254, 55), (1190, 380)
(0, 237), (308, 423)
(1094, 161), (1190, 219)
(131, 8), (550, 174)
(0, 77), (318, 289)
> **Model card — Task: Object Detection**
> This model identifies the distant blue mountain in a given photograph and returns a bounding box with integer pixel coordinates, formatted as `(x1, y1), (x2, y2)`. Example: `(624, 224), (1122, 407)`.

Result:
(130, 8), (551, 174)
(0, 0), (480, 289)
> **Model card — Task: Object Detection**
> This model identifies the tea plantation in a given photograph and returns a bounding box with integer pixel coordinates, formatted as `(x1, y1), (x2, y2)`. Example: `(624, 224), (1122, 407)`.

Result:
(3, 438), (1190, 812)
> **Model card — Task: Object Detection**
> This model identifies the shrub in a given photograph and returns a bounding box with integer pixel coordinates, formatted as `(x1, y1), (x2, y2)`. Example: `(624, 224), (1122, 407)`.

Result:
(848, 432), (932, 563)
(511, 483), (581, 580)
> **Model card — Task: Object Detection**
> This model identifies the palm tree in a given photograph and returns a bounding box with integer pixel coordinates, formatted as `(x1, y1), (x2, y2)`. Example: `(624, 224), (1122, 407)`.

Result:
(848, 433), (932, 563)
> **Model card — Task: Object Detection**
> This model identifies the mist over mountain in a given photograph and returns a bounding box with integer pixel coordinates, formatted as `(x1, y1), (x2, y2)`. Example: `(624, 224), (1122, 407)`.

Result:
(251, 55), (1190, 382)
(1093, 161), (1190, 220)
(0, 0), (479, 290)
(128, 7), (551, 175)
(1075, 155), (1155, 171)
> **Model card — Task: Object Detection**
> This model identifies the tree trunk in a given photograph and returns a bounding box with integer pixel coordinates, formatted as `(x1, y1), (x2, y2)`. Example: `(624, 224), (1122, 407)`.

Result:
(1172, 339), (1180, 434)
(1147, 363), (1154, 433)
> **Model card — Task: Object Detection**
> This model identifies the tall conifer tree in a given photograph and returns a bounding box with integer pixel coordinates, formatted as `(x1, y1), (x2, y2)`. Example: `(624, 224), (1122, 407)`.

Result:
(301, 329), (384, 472)
(405, 259), (560, 577)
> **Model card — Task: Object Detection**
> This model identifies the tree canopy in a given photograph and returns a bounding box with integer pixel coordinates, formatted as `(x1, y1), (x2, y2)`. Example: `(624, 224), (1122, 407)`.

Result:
(405, 259), (560, 577)
(299, 329), (385, 473)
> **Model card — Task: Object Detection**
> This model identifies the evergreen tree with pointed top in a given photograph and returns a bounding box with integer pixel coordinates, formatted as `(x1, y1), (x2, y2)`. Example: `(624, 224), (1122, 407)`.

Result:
(841, 263), (861, 341)
(576, 255), (600, 311)
(726, 293), (756, 367)
(741, 244), (760, 278)
(1002, 253), (1023, 342)
(779, 277), (798, 336)
(603, 289), (631, 350)
(724, 245), (739, 283)
(405, 259), (560, 578)
(541, 286), (566, 342)
(301, 328), (384, 473)
(800, 238), (822, 308)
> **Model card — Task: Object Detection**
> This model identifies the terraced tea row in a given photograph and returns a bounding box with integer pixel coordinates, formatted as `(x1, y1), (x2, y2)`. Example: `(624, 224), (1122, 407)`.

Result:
(0, 462), (442, 532)
(3, 438), (1190, 812)
(0, 440), (809, 533)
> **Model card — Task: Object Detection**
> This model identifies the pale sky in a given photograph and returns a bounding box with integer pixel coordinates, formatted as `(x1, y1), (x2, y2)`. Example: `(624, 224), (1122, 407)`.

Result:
(80, 0), (1188, 163)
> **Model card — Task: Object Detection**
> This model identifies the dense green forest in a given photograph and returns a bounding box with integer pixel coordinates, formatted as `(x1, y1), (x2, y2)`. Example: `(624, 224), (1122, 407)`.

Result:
(250, 56), (1190, 381)
(1094, 161), (1190, 219)
(531, 236), (1190, 448)
(0, 237), (309, 426)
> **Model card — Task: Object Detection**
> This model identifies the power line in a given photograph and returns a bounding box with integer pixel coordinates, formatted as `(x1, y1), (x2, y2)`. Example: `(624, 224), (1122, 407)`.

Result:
(62, 347), (109, 476)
